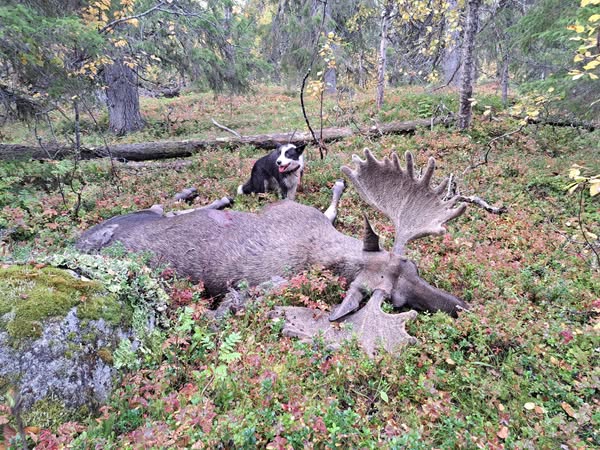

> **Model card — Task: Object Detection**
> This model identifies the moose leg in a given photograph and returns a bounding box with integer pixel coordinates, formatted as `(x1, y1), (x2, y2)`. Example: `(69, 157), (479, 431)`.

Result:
(168, 196), (234, 217)
(324, 179), (346, 224)
(199, 196), (234, 211)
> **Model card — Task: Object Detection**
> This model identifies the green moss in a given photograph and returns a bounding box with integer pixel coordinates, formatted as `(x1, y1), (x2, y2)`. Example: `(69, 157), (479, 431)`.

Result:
(97, 347), (114, 365)
(0, 265), (128, 342)
(21, 396), (91, 431)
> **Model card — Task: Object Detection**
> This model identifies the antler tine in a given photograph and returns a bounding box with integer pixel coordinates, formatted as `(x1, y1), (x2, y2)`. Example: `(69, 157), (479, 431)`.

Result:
(434, 176), (450, 195)
(342, 149), (466, 254)
(405, 151), (415, 179)
(420, 157), (436, 187)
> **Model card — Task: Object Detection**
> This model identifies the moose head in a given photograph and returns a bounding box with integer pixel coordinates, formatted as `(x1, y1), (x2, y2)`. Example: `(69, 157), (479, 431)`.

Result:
(274, 150), (468, 354)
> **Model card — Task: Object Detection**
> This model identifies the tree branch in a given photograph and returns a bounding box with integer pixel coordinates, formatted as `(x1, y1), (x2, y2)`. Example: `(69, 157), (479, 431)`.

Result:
(211, 118), (241, 138)
(456, 195), (508, 214)
(100, 1), (167, 34)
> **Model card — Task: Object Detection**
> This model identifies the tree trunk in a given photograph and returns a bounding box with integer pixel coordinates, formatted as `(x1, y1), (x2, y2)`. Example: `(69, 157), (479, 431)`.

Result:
(457, 0), (482, 130)
(104, 59), (144, 135)
(358, 52), (366, 89)
(0, 116), (455, 162)
(324, 67), (337, 95)
(500, 50), (509, 107)
(376, 0), (394, 110)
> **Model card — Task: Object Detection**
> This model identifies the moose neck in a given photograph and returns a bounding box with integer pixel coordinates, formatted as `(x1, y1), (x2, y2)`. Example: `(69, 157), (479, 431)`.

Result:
(308, 229), (381, 282)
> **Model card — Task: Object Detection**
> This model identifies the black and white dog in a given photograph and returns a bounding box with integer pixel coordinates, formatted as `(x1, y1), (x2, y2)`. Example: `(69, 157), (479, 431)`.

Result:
(237, 143), (306, 200)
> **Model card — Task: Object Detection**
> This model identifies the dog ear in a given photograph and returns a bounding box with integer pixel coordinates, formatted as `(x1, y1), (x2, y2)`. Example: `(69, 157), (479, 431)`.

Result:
(294, 143), (307, 154)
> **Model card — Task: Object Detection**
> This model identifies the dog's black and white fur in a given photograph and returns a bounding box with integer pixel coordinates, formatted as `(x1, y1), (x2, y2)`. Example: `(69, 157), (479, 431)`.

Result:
(237, 143), (306, 200)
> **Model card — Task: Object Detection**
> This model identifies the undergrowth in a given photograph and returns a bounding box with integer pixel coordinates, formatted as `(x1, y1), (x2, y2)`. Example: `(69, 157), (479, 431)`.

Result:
(0, 86), (598, 448)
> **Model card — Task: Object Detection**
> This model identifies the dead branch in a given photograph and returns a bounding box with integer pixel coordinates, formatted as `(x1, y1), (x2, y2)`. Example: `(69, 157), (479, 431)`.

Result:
(464, 123), (527, 174)
(456, 195), (508, 214)
(523, 116), (597, 132)
(211, 118), (241, 138)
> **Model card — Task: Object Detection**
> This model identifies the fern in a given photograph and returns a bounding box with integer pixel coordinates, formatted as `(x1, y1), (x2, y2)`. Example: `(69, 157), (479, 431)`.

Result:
(218, 332), (242, 363)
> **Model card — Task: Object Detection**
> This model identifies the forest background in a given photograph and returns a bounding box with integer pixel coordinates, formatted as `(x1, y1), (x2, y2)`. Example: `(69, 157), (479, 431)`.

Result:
(0, 0), (598, 448)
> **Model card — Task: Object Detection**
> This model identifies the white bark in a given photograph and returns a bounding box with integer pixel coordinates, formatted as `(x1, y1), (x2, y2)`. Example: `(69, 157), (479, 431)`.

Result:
(376, 0), (394, 110)
(457, 0), (482, 130)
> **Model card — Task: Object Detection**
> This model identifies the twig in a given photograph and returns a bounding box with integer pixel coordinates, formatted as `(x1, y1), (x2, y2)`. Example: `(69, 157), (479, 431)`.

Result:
(298, 0), (329, 160)
(70, 99), (84, 219)
(456, 195), (508, 215)
(81, 100), (121, 194)
(300, 69), (321, 156)
(463, 123), (527, 174)
(432, 63), (461, 92)
(211, 118), (241, 138)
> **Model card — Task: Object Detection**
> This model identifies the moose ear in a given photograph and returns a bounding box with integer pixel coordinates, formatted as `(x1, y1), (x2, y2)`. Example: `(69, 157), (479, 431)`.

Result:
(362, 215), (380, 252)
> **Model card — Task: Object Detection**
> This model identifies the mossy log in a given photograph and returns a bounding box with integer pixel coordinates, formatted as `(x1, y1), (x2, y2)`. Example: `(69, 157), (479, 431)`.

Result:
(0, 116), (452, 162)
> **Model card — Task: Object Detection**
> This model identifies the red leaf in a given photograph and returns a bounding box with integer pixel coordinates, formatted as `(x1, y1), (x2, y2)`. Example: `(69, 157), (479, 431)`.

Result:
(497, 426), (509, 440)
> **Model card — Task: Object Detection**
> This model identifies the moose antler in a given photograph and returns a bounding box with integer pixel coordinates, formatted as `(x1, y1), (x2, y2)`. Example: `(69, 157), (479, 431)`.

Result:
(272, 290), (418, 357)
(341, 150), (466, 254)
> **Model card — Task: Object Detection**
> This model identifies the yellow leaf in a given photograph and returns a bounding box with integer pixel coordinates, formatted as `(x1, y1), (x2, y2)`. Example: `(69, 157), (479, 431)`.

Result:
(588, 14), (600, 23)
(568, 24), (585, 33)
(589, 72), (599, 79)
(574, 54), (584, 62)
(568, 167), (581, 179)
(585, 230), (598, 240)
(590, 180), (600, 196)
(583, 60), (600, 70)
(524, 402), (536, 410)
(572, 73), (585, 80)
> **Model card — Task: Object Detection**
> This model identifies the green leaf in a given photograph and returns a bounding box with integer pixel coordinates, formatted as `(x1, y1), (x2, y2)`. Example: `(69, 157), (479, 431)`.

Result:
(380, 391), (389, 403)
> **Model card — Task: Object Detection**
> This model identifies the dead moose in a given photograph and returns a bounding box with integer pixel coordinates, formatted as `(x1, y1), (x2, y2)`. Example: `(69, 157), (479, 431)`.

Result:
(77, 150), (469, 355)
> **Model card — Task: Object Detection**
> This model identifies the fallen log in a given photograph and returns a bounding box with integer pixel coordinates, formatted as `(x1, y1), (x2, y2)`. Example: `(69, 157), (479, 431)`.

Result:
(0, 116), (453, 162)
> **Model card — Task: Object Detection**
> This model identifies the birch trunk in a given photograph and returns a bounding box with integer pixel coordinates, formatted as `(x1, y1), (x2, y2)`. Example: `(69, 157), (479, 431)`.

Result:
(457, 0), (482, 130)
(376, 0), (394, 110)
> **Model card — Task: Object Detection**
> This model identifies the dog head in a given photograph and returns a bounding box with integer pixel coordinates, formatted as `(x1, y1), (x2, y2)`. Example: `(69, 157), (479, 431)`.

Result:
(276, 143), (306, 174)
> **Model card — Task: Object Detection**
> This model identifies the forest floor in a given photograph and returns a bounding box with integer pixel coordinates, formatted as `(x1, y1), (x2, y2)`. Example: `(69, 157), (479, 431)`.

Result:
(0, 85), (599, 448)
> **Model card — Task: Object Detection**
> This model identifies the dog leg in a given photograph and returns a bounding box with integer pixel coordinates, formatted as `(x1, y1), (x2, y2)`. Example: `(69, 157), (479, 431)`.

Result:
(323, 179), (345, 224)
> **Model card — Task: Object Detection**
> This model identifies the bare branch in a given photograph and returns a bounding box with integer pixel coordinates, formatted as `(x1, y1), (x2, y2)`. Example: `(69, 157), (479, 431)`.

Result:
(211, 118), (241, 138)
(100, 1), (167, 34)
(456, 195), (507, 215)
(464, 122), (527, 174)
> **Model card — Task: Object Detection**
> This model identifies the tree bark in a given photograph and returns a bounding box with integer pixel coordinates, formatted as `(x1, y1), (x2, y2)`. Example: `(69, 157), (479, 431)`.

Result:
(457, 0), (482, 130)
(376, 0), (394, 110)
(500, 50), (509, 107)
(0, 116), (454, 162)
(104, 59), (145, 135)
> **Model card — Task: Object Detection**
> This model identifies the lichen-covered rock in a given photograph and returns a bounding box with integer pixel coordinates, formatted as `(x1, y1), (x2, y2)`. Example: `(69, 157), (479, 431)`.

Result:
(0, 264), (146, 427)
